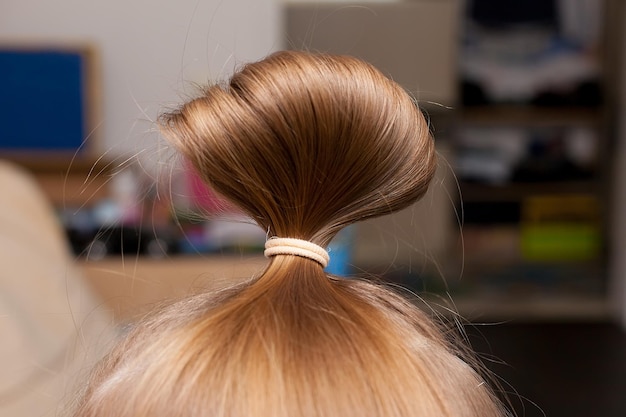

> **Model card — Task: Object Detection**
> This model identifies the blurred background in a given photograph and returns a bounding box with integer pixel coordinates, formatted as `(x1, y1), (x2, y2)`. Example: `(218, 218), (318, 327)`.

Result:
(1, 1), (625, 416)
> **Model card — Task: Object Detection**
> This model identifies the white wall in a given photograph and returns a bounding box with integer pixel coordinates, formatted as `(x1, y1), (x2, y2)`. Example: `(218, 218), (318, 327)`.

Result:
(0, 0), (280, 156)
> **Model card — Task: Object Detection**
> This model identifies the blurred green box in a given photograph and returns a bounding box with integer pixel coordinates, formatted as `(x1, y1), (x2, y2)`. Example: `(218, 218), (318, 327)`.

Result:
(521, 224), (601, 261)
(521, 195), (601, 261)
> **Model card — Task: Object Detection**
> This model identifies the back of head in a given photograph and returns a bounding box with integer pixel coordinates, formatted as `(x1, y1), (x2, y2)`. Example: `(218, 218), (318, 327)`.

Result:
(73, 51), (505, 417)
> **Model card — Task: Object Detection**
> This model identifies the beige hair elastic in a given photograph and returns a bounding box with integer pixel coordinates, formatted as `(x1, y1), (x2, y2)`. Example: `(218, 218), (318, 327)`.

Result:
(264, 237), (330, 267)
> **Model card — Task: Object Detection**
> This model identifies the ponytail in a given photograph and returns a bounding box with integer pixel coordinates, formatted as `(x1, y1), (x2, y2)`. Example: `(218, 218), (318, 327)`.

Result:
(73, 51), (505, 417)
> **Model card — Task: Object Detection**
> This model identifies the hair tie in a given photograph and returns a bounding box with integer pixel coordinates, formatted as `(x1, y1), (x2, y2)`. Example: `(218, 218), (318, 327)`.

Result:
(264, 237), (329, 267)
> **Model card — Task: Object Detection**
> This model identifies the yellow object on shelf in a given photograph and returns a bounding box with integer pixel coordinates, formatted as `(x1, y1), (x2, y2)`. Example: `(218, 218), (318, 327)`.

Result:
(521, 195), (601, 261)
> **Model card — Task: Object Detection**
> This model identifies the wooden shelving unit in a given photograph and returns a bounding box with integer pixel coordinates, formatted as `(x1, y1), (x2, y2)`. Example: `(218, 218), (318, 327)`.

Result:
(435, 1), (621, 321)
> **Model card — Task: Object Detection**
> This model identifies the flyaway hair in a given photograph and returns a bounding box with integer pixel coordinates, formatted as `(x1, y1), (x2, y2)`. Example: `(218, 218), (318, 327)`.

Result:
(72, 51), (506, 417)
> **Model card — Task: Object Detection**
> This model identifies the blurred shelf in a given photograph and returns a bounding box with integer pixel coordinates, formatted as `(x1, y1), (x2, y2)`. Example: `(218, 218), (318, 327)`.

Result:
(81, 254), (611, 323)
(3, 152), (109, 173)
(376, 255), (608, 321)
(458, 181), (597, 202)
(426, 293), (610, 322)
(80, 255), (268, 322)
(460, 106), (604, 127)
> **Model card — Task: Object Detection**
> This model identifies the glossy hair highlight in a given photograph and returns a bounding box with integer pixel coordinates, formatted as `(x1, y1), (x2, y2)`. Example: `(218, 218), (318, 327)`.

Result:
(73, 51), (505, 417)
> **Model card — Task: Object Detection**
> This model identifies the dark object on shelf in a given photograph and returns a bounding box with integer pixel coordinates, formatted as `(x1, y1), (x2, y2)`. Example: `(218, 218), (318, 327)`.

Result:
(461, 80), (490, 106)
(512, 138), (593, 182)
(468, 0), (558, 29)
(461, 201), (521, 224)
(67, 225), (179, 260)
(462, 80), (603, 108)
(531, 80), (603, 107)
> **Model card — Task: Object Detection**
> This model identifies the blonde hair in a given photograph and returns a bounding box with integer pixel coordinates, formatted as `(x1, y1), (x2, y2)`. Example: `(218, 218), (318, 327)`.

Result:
(73, 51), (505, 416)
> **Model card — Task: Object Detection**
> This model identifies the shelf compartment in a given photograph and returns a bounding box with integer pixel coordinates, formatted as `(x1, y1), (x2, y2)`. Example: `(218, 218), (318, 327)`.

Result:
(460, 106), (604, 127)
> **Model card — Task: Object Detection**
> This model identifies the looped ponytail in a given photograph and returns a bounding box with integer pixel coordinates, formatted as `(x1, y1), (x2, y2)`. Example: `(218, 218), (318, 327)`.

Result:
(73, 51), (505, 417)
(159, 51), (435, 246)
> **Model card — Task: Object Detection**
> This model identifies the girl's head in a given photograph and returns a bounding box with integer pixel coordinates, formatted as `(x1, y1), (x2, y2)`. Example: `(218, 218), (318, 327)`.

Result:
(73, 51), (504, 417)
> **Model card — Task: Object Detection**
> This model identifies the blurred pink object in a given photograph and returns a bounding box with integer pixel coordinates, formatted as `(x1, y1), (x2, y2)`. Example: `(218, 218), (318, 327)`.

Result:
(185, 160), (236, 213)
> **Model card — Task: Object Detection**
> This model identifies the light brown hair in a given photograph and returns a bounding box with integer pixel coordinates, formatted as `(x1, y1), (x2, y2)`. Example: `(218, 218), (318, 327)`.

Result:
(73, 51), (505, 416)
